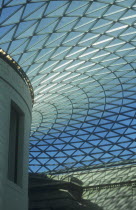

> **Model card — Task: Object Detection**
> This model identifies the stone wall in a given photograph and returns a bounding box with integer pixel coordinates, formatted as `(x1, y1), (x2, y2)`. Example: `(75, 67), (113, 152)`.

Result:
(0, 58), (32, 210)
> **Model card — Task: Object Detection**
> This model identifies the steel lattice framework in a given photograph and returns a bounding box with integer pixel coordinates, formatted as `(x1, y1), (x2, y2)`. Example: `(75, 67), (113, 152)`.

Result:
(0, 0), (136, 176)
(1, 1), (136, 209)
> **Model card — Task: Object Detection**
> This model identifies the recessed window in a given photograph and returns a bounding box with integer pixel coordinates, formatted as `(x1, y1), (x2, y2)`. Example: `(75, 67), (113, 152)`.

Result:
(8, 101), (24, 187)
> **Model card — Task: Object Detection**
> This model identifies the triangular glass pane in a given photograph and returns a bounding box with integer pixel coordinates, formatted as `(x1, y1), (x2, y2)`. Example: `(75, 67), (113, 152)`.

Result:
(0, 5), (21, 24)
(0, 26), (16, 44)
(24, 5), (46, 21)
(1, 7), (24, 25)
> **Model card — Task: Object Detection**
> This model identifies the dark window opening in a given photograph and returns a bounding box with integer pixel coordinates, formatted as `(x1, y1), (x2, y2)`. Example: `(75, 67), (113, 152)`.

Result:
(8, 101), (24, 187)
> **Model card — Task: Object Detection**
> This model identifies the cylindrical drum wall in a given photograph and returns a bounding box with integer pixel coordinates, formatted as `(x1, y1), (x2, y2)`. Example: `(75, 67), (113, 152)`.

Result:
(0, 57), (32, 210)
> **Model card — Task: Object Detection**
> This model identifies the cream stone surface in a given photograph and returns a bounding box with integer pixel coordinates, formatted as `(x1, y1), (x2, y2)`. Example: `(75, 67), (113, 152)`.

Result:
(0, 58), (32, 210)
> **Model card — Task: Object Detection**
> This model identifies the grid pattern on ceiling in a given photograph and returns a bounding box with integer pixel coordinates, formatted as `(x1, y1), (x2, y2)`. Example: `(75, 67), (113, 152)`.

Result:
(0, 0), (136, 173)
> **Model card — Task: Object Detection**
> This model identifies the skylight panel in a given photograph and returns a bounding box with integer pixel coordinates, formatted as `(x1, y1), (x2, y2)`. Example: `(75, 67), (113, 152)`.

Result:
(0, 0), (136, 176)
(65, 1), (89, 16)
(0, 5), (22, 25)
(0, 26), (16, 44)
(53, 60), (73, 72)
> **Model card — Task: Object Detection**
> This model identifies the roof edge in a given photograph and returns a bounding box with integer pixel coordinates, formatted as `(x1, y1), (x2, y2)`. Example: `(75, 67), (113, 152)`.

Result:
(0, 49), (34, 105)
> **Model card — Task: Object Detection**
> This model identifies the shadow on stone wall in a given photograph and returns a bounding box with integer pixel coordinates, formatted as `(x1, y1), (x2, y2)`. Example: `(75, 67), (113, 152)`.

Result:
(29, 173), (103, 210)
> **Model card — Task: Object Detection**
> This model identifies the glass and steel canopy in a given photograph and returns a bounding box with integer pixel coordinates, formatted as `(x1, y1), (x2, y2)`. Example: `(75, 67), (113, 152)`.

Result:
(0, 0), (136, 175)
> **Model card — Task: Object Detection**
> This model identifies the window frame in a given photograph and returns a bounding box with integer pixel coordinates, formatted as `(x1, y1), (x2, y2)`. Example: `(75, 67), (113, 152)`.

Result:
(8, 101), (25, 187)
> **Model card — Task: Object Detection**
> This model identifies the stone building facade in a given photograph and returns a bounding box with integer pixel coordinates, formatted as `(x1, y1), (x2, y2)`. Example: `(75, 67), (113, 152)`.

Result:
(0, 51), (33, 210)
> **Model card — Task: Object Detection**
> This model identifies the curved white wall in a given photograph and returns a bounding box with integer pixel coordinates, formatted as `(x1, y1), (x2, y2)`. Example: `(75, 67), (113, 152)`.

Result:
(0, 58), (32, 210)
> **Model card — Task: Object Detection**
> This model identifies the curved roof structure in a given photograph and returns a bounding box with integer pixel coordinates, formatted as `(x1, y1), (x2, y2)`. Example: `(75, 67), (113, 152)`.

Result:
(0, 48), (34, 102)
(0, 0), (136, 176)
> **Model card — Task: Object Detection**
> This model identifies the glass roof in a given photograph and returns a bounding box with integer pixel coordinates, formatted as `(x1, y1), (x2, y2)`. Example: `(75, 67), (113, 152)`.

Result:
(0, 0), (136, 174)
(50, 164), (136, 210)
